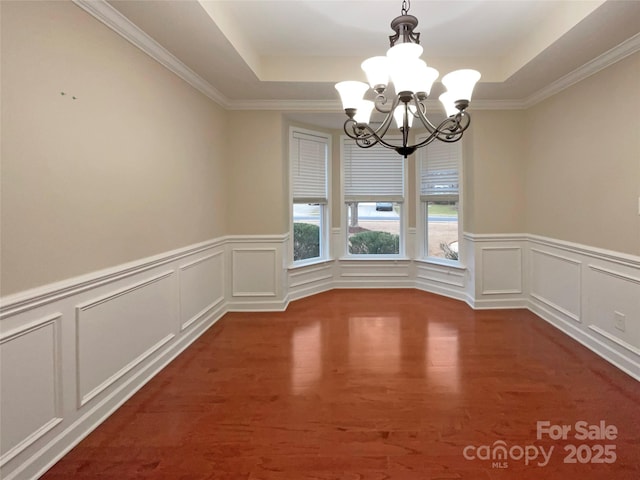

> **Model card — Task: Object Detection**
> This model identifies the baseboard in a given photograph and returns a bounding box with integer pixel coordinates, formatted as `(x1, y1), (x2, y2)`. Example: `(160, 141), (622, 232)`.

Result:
(529, 299), (639, 381)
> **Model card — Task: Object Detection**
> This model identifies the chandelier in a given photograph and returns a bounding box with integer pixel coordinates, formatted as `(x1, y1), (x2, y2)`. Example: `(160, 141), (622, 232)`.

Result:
(335, 0), (481, 158)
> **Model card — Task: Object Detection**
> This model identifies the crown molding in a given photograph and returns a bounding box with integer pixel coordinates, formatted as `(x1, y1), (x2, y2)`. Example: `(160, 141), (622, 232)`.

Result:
(227, 99), (341, 111)
(73, 0), (639, 113)
(72, 0), (230, 108)
(522, 31), (640, 108)
(469, 99), (526, 111)
(228, 98), (528, 111)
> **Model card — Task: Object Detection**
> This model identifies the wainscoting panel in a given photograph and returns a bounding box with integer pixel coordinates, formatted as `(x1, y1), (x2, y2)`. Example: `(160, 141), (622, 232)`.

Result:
(465, 234), (528, 309)
(227, 236), (288, 310)
(335, 260), (413, 289)
(288, 262), (334, 302)
(585, 264), (640, 361)
(415, 261), (467, 302)
(481, 246), (523, 295)
(530, 248), (582, 323)
(231, 248), (277, 297)
(179, 251), (225, 331)
(0, 314), (62, 468)
(75, 271), (177, 407)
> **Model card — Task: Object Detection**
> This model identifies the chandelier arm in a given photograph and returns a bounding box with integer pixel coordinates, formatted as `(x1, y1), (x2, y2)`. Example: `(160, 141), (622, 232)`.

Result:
(433, 113), (471, 142)
(411, 97), (443, 134)
(342, 98), (397, 143)
(411, 114), (471, 149)
(373, 92), (399, 115)
(350, 122), (406, 152)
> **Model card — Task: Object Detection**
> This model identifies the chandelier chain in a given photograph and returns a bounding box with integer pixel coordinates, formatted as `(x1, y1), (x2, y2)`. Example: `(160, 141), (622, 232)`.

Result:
(401, 0), (410, 15)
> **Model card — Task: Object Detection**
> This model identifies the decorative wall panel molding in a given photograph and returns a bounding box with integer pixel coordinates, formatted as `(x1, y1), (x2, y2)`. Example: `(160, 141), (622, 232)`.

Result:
(529, 248), (582, 323)
(178, 251), (225, 331)
(0, 314), (62, 468)
(0, 241), (227, 480)
(288, 262), (334, 302)
(75, 271), (177, 407)
(481, 246), (523, 295)
(585, 265), (640, 358)
(231, 248), (278, 297)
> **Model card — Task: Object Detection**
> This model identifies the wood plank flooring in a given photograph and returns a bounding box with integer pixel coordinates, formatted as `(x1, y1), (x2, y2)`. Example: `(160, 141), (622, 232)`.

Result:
(41, 289), (640, 479)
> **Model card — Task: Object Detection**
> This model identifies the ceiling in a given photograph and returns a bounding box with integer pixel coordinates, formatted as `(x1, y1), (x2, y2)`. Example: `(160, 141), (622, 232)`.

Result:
(99, 0), (640, 128)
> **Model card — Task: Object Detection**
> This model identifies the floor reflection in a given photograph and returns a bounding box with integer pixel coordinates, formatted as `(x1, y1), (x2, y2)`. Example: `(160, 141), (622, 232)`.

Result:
(348, 316), (400, 374)
(291, 321), (322, 394)
(426, 321), (461, 393)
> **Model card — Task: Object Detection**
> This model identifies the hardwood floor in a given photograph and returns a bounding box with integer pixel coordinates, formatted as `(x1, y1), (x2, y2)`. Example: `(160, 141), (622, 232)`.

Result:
(41, 289), (640, 479)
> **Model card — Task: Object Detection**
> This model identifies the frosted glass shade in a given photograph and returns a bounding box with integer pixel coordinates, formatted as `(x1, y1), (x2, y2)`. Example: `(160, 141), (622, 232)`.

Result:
(439, 92), (458, 117)
(387, 42), (423, 60)
(389, 58), (424, 93)
(414, 64), (439, 95)
(354, 100), (374, 124)
(393, 105), (415, 129)
(335, 81), (369, 110)
(441, 69), (481, 102)
(361, 56), (390, 89)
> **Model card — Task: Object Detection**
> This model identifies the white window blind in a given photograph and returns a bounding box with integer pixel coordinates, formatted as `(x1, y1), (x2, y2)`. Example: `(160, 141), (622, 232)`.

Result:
(292, 131), (328, 204)
(420, 141), (460, 201)
(343, 138), (404, 202)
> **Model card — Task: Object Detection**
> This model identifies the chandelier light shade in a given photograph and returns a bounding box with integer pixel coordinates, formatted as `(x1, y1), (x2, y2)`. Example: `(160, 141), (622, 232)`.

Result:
(336, 0), (481, 158)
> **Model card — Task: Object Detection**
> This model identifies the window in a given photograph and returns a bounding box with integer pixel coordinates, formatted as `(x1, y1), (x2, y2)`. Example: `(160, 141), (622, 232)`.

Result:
(290, 128), (330, 264)
(419, 140), (462, 263)
(342, 138), (405, 257)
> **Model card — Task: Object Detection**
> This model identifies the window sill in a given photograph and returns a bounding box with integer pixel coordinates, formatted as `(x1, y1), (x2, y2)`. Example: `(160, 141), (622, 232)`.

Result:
(288, 258), (334, 271)
(415, 257), (467, 271)
(339, 256), (412, 262)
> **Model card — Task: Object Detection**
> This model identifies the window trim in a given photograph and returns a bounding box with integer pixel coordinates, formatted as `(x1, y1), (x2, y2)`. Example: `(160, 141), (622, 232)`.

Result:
(289, 127), (331, 267)
(416, 136), (464, 266)
(340, 135), (407, 259)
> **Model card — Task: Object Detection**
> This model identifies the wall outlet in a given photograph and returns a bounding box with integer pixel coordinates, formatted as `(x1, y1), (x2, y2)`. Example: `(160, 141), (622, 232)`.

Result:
(614, 311), (626, 332)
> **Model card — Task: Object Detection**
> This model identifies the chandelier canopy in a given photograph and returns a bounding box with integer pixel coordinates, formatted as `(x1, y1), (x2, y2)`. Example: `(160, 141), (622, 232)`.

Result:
(335, 0), (481, 158)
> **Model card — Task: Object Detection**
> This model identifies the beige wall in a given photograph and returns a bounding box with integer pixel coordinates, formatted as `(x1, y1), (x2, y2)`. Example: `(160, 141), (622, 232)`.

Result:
(3, 1), (638, 298)
(225, 110), (286, 235)
(525, 52), (640, 256)
(0, 1), (228, 295)
(464, 110), (527, 234)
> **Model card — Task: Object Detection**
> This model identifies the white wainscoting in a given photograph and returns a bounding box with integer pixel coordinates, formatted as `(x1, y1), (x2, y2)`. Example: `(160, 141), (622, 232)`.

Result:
(0, 239), (228, 480)
(288, 261), (334, 302)
(75, 271), (177, 407)
(227, 235), (288, 311)
(414, 260), (467, 302)
(334, 260), (414, 289)
(1, 231), (638, 480)
(526, 236), (640, 380)
(466, 234), (639, 379)
(530, 248), (582, 323)
(179, 252), (225, 331)
(0, 314), (62, 470)
(464, 234), (529, 309)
